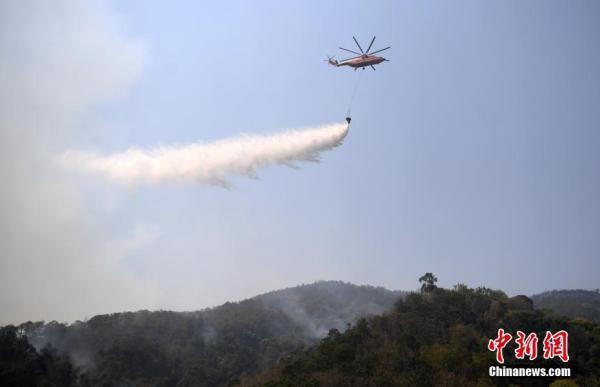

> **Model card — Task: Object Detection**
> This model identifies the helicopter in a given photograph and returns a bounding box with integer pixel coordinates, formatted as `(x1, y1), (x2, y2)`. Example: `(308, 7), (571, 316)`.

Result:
(327, 36), (390, 71)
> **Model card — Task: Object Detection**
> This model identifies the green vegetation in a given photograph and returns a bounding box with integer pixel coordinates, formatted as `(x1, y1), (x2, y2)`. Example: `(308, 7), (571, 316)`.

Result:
(418, 272), (438, 293)
(244, 281), (600, 387)
(0, 325), (77, 386)
(3, 279), (600, 386)
(531, 289), (600, 323)
(2, 281), (400, 386)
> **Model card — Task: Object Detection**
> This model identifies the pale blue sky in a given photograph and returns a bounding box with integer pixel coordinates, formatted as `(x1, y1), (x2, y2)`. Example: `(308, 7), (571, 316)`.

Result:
(4, 1), (599, 322)
(91, 0), (600, 299)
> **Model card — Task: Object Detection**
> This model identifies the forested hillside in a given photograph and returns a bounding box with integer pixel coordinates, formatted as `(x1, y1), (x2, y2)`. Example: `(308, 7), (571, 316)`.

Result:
(3, 280), (600, 386)
(1, 281), (401, 386)
(0, 326), (77, 386)
(244, 283), (600, 386)
(531, 289), (600, 323)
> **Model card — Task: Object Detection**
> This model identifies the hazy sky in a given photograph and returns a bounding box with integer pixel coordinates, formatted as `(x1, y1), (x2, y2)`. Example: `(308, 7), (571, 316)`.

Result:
(1, 0), (599, 324)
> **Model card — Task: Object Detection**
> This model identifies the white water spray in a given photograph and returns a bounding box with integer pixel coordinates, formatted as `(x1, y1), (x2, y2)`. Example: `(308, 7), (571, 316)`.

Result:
(61, 122), (349, 187)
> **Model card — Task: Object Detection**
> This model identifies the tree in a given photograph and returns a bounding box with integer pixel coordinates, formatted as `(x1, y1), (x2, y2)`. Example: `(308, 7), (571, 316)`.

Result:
(0, 325), (76, 386)
(419, 272), (438, 293)
(244, 283), (600, 387)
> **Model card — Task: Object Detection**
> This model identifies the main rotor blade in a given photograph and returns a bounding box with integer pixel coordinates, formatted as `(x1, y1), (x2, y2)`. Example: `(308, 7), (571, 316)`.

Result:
(353, 36), (365, 54)
(339, 55), (361, 62)
(366, 36), (376, 53)
(339, 47), (361, 55)
(370, 65), (376, 71)
(369, 46), (390, 55)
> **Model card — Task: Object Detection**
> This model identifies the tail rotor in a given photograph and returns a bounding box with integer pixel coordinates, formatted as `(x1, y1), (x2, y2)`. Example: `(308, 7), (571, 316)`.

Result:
(325, 56), (339, 66)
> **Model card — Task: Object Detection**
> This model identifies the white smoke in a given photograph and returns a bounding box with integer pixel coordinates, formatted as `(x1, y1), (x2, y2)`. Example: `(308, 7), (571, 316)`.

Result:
(0, 0), (152, 325)
(61, 122), (349, 187)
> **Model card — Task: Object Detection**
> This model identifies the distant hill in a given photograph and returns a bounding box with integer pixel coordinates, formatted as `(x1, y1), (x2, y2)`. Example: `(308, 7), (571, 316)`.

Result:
(531, 289), (600, 323)
(258, 281), (404, 337)
(244, 286), (600, 387)
(5, 282), (600, 386)
(3, 281), (403, 386)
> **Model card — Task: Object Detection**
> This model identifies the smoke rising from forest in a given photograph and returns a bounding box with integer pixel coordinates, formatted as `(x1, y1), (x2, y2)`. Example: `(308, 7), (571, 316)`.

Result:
(61, 122), (349, 187)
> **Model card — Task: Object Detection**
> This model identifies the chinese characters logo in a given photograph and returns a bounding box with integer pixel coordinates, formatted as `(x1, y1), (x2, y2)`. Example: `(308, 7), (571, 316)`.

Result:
(488, 329), (569, 363)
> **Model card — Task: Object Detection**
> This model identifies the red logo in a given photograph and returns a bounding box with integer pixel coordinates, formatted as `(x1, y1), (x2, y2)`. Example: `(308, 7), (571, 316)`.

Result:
(488, 329), (569, 363)
(543, 330), (569, 362)
(488, 329), (512, 363)
(515, 331), (538, 360)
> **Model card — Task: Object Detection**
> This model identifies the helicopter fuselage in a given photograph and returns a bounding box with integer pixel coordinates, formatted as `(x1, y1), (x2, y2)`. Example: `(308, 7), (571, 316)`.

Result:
(340, 55), (385, 68)
(331, 54), (386, 70)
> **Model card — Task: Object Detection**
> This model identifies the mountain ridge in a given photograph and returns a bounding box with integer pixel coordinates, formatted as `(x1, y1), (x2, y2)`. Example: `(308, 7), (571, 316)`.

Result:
(6, 280), (404, 386)
(2, 281), (599, 386)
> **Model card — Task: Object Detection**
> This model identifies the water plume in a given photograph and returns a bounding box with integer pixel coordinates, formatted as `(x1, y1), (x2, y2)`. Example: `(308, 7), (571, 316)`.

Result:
(62, 122), (349, 187)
